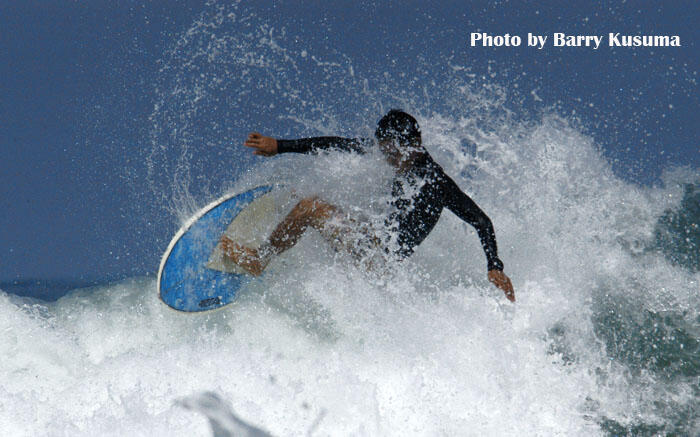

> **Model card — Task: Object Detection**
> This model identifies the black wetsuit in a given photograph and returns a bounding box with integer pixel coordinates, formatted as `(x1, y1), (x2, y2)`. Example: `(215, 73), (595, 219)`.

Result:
(277, 137), (504, 271)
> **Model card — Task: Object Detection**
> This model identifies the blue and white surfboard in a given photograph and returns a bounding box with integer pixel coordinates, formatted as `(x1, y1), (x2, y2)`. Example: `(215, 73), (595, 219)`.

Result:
(157, 185), (274, 312)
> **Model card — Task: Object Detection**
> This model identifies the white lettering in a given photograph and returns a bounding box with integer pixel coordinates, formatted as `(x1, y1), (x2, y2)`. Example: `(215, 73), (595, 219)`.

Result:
(553, 33), (603, 48)
(591, 35), (603, 50)
(609, 32), (621, 46)
(528, 33), (547, 49)
(553, 32), (565, 47)
(470, 32), (521, 47)
(609, 33), (681, 47)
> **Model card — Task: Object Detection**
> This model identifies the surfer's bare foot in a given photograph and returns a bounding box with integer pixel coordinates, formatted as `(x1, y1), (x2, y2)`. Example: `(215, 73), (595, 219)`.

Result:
(220, 236), (267, 276)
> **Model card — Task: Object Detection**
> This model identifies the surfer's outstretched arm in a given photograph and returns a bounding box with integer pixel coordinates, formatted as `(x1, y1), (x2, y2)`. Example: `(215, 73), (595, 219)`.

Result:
(244, 132), (369, 156)
(442, 176), (515, 302)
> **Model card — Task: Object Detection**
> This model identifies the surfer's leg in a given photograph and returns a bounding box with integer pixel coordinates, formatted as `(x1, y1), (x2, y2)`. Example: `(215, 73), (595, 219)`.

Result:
(220, 237), (268, 276)
(316, 213), (387, 272)
(221, 196), (338, 276)
(268, 196), (339, 253)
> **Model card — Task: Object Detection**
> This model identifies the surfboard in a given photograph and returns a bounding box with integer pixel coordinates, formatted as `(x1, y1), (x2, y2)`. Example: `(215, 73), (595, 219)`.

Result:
(157, 185), (276, 312)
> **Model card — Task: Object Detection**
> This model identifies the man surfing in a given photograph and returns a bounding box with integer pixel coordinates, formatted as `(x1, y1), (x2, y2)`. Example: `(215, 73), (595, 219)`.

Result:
(221, 110), (515, 302)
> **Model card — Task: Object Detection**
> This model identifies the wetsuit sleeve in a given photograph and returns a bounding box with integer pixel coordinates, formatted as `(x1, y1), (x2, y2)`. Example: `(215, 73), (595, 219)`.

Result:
(276, 137), (369, 154)
(442, 176), (504, 271)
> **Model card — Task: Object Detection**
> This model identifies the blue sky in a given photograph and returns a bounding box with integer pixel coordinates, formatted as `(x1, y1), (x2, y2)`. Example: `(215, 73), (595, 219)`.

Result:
(1, 1), (698, 283)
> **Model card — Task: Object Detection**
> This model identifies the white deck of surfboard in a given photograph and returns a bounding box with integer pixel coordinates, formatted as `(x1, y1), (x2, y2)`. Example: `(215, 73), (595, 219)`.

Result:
(206, 189), (285, 274)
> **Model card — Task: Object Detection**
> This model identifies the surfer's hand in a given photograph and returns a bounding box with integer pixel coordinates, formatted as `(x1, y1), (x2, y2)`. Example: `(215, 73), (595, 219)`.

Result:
(488, 270), (515, 302)
(244, 132), (278, 157)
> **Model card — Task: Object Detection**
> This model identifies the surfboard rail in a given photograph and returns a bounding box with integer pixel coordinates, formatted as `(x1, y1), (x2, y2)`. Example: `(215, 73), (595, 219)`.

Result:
(157, 185), (275, 312)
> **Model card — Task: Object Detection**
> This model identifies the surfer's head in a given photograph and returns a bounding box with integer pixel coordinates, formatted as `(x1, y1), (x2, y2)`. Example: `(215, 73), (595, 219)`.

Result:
(375, 109), (423, 168)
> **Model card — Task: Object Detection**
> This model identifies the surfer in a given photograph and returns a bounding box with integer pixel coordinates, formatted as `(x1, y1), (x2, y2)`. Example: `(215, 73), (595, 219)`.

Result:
(221, 110), (515, 301)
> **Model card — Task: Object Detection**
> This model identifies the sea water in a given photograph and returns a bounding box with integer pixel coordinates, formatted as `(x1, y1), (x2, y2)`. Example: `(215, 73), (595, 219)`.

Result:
(2, 2), (698, 435)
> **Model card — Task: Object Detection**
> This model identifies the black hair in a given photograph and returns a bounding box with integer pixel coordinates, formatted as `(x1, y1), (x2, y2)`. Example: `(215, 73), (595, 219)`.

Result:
(375, 109), (421, 146)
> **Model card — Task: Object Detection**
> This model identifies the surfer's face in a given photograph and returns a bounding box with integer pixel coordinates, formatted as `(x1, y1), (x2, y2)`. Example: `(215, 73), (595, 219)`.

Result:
(379, 139), (403, 168)
(379, 138), (422, 171)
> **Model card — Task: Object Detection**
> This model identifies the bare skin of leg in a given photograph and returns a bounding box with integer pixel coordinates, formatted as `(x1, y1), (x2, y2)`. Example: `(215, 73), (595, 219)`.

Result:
(220, 196), (339, 276)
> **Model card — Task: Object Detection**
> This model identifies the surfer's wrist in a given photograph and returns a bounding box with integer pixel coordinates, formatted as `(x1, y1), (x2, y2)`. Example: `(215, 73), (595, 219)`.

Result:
(487, 257), (503, 272)
(276, 139), (297, 154)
